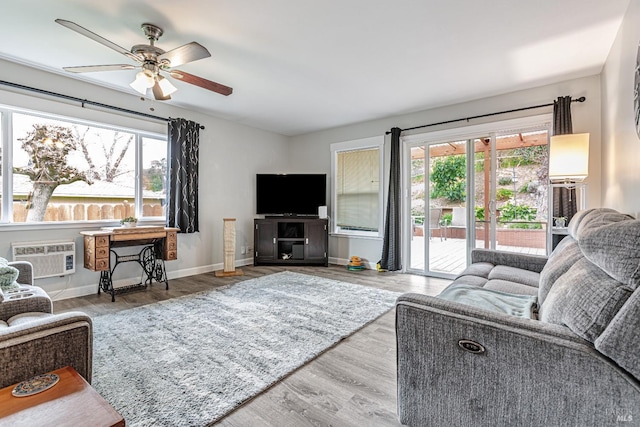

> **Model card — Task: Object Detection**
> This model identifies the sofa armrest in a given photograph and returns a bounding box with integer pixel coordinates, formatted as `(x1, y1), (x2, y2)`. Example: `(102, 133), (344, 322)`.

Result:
(0, 286), (52, 322)
(396, 293), (640, 427)
(0, 312), (92, 388)
(471, 248), (548, 273)
(9, 261), (34, 286)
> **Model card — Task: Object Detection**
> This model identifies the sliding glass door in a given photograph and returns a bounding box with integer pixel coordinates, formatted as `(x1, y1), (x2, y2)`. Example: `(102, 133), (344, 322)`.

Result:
(405, 119), (551, 278)
(408, 139), (472, 278)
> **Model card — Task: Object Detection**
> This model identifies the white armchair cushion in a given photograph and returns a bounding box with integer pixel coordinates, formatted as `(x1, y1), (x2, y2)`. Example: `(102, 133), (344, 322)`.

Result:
(7, 312), (55, 327)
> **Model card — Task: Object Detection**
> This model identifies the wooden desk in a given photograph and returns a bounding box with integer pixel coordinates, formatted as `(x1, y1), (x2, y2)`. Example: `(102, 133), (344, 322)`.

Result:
(81, 226), (179, 301)
(0, 366), (124, 427)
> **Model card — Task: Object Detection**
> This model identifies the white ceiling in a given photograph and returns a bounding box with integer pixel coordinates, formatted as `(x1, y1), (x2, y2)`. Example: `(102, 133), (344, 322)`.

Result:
(0, 0), (631, 136)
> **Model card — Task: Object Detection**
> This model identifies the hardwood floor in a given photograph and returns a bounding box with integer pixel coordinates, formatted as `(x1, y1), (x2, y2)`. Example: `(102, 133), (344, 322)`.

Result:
(54, 265), (450, 426)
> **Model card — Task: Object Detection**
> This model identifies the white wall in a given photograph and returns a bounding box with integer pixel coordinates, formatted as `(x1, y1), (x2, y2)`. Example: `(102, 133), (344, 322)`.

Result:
(290, 75), (603, 265)
(0, 59), (289, 299)
(0, 34), (616, 294)
(601, 0), (640, 217)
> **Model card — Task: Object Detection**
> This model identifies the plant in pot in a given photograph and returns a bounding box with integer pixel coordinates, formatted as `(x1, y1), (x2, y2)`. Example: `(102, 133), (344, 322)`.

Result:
(120, 216), (138, 228)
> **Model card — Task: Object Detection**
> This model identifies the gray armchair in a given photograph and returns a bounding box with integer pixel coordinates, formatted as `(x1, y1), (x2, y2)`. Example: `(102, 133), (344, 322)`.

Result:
(0, 261), (93, 388)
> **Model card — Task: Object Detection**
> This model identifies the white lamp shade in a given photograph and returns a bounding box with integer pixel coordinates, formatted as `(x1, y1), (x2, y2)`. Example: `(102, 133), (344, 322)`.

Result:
(157, 76), (178, 96)
(548, 133), (589, 182)
(130, 71), (155, 95)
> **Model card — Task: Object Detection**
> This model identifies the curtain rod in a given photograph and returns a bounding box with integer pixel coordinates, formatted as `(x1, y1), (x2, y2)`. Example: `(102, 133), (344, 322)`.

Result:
(385, 96), (586, 135)
(0, 80), (205, 129)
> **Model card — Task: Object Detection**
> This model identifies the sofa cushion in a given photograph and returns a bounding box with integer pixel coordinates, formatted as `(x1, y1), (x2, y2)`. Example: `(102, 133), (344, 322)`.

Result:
(437, 283), (538, 318)
(579, 219), (640, 288)
(456, 262), (494, 279)
(488, 265), (540, 288)
(594, 289), (640, 381)
(449, 275), (488, 287)
(569, 208), (633, 241)
(566, 208), (598, 239)
(484, 280), (538, 296)
(7, 312), (54, 327)
(540, 258), (634, 342)
(538, 237), (584, 304)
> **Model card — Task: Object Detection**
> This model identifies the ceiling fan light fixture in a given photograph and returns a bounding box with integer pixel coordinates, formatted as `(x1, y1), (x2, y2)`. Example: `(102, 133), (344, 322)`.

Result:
(157, 75), (177, 97)
(57, 19), (233, 97)
(130, 71), (155, 95)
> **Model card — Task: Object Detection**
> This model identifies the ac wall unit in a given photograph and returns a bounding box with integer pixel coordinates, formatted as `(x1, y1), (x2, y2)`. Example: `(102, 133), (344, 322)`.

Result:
(11, 241), (76, 279)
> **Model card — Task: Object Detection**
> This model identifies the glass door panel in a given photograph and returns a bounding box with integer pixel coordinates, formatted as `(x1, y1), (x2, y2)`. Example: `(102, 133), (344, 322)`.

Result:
(409, 146), (425, 271)
(428, 141), (467, 276)
(408, 141), (468, 278)
(473, 137), (494, 250)
(473, 130), (549, 255)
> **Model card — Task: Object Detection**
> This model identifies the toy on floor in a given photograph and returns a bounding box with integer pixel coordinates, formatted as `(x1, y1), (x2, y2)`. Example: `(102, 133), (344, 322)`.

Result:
(347, 256), (365, 271)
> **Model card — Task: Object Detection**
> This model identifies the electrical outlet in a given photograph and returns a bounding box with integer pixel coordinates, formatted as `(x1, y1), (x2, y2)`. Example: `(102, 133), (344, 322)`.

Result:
(241, 246), (246, 255)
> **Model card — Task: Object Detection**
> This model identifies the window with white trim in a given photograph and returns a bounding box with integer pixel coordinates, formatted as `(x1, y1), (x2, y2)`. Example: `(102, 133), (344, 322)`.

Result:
(331, 136), (383, 236)
(0, 107), (166, 224)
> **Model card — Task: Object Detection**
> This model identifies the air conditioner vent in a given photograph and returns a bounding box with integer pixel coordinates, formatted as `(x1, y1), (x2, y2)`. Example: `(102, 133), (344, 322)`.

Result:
(12, 241), (76, 279)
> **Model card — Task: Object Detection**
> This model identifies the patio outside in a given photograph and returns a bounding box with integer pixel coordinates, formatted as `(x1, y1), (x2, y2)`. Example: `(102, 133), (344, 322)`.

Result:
(410, 129), (550, 276)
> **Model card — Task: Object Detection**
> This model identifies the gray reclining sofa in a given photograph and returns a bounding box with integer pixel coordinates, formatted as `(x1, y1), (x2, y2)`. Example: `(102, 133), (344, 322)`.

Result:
(396, 208), (640, 426)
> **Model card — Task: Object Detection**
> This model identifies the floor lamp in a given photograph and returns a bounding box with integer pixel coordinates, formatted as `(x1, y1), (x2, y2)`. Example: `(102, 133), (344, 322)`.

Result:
(215, 218), (244, 277)
(548, 133), (589, 250)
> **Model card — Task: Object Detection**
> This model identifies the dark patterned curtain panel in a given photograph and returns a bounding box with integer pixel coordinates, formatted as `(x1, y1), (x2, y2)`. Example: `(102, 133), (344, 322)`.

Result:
(380, 127), (402, 271)
(167, 118), (200, 233)
(552, 96), (577, 248)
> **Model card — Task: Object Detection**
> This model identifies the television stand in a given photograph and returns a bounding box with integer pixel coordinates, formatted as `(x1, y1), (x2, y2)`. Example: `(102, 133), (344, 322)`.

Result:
(254, 217), (328, 266)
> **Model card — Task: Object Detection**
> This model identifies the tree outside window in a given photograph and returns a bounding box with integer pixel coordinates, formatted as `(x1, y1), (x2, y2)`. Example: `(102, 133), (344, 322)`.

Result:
(7, 111), (166, 223)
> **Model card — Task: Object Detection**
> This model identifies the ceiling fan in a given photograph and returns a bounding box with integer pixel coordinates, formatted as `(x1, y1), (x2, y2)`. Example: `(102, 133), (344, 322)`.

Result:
(55, 19), (232, 100)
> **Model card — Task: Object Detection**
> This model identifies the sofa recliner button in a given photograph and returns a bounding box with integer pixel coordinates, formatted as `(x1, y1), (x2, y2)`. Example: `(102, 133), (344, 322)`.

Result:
(458, 339), (485, 355)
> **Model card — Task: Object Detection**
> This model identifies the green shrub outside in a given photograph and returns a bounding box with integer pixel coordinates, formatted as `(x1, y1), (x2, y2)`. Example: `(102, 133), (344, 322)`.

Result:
(430, 155), (465, 202)
(499, 202), (537, 222)
(508, 222), (543, 229)
(496, 188), (513, 201)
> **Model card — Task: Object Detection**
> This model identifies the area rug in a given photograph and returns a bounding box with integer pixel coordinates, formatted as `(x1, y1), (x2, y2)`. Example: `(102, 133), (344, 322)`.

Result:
(91, 271), (400, 426)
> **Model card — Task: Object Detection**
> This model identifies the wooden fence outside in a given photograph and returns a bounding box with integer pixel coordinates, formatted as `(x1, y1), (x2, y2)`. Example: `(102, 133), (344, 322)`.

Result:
(12, 202), (164, 222)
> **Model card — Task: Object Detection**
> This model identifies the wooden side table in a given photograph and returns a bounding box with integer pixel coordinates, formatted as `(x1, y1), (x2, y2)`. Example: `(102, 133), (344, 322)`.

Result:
(0, 366), (124, 427)
(81, 226), (179, 301)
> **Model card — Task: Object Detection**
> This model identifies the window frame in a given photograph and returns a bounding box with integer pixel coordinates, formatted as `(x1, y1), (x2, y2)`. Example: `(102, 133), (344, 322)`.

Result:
(0, 104), (167, 229)
(330, 135), (384, 238)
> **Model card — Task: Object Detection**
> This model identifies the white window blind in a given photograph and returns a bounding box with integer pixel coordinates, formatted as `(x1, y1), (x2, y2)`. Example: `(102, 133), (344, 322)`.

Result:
(336, 148), (379, 232)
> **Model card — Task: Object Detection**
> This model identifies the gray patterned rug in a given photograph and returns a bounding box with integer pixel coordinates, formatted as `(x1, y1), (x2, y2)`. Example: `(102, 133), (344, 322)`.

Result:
(92, 271), (400, 426)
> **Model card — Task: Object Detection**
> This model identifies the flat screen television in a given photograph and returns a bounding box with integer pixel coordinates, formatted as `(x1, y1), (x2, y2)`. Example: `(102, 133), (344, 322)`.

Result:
(256, 174), (326, 216)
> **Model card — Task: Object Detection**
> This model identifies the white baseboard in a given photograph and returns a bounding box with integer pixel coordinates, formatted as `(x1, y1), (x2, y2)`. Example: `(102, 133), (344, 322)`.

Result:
(48, 283), (100, 301)
(50, 258), (257, 301)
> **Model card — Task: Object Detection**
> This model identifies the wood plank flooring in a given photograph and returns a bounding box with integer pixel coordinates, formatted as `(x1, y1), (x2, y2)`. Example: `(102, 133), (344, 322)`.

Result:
(54, 265), (450, 427)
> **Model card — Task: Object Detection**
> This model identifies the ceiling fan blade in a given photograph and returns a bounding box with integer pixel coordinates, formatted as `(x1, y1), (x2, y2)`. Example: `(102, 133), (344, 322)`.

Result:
(63, 64), (137, 73)
(157, 42), (211, 68)
(55, 19), (143, 63)
(152, 80), (171, 101)
(170, 70), (233, 96)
